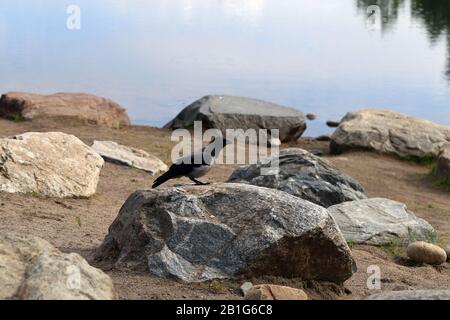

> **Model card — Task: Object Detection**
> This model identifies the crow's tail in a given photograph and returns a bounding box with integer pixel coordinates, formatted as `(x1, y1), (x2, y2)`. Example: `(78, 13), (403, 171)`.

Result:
(152, 171), (174, 188)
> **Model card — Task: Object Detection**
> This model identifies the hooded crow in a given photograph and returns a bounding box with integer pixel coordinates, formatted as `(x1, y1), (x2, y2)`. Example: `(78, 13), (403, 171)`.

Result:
(152, 137), (231, 188)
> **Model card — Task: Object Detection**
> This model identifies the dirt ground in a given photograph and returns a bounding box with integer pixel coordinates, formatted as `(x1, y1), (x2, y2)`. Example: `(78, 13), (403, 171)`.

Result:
(0, 117), (449, 300)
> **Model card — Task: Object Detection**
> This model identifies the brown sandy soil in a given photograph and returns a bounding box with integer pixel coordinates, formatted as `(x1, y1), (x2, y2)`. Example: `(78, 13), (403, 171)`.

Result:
(0, 117), (449, 300)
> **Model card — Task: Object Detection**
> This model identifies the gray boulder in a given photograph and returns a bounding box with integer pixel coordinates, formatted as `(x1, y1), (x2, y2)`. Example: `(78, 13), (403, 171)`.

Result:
(0, 132), (104, 198)
(0, 232), (116, 300)
(330, 109), (450, 159)
(366, 290), (450, 300)
(227, 148), (367, 207)
(328, 198), (436, 246)
(95, 183), (356, 283)
(164, 95), (306, 142)
(91, 140), (168, 175)
(436, 142), (450, 180)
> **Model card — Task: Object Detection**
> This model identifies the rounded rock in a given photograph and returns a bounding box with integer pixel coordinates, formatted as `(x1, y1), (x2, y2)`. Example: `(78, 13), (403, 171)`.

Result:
(326, 120), (340, 128)
(406, 241), (447, 265)
(445, 246), (450, 262)
(240, 282), (253, 296)
(244, 284), (308, 300)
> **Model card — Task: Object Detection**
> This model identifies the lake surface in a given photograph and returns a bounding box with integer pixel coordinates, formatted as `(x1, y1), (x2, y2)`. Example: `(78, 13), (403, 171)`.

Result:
(0, 0), (449, 135)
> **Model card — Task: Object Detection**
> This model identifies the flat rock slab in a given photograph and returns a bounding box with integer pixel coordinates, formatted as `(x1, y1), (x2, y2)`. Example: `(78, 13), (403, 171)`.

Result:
(164, 95), (306, 142)
(328, 198), (436, 246)
(330, 109), (450, 159)
(228, 148), (367, 207)
(0, 92), (130, 128)
(0, 232), (116, 300)
(0, 132), (104, 198)
(244, 284), (308, 300)
(91, 140), (168, 175)
(436, 142), (450, 180)
(95, 183), (356, 283)
(366, 290), (450, 300)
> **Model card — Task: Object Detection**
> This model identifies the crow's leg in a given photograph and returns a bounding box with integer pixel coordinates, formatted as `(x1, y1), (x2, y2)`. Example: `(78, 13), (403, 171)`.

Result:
(189, 177), (210, 185)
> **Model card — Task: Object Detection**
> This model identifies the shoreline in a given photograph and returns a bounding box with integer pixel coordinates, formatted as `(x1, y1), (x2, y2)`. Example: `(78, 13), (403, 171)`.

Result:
(0, 116), (449, 299)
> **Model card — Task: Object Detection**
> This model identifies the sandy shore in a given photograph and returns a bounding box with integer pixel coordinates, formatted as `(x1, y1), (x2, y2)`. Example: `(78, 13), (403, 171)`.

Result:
(0, 117), (449, 300)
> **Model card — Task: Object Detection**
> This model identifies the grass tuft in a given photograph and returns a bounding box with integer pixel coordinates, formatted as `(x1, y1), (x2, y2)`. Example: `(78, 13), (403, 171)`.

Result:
(380, 231), (439, 258)
(381, 240), (406, 257)
(208, 280), (225, 293)
(75, 216), (82, 228)
(346, 240), (355, 249)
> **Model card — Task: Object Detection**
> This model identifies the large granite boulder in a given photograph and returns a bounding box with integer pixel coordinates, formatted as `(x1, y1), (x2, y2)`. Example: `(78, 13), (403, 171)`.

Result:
(227, 148), (367, 207)
(0, 232), (116, 300)
(436, 142), (450, 180)
(328, 198), (436, 246)
(95, 184), (356, 283)
(0, 92), (130, 128)
(92, 140), (168, 175)
(164, 95), (306, 142)
(0, 132), (104, 198)
(366, 290), (450, 300)
(330, 109), (450, 159)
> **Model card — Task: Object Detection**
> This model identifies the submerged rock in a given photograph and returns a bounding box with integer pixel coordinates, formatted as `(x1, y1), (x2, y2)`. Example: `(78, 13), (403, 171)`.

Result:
(328, 198), (436, 246)
(0, 132), (103, 198)
(0, 232), (116, 300)
(92, 140), (168, 175)
(164, 95), (307, 142)
(96, 183), (356, 283)
(227, 148), (367, 207)
(0, 92), (130, 128)
(330, 109), (450, 159)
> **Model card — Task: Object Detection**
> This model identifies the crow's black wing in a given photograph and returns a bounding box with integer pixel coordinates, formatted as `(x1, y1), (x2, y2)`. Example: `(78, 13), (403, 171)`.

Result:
(152, 148), (208, 188)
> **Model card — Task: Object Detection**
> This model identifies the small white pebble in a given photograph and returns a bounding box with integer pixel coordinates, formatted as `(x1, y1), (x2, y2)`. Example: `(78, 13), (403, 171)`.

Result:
(240, 282), (253, 296)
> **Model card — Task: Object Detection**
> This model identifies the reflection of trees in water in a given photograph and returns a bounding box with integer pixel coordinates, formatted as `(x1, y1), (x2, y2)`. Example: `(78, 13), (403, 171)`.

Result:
(412, 1), (450, 79)
(357, 0), (450, 80)
(356, 0), (406, 32)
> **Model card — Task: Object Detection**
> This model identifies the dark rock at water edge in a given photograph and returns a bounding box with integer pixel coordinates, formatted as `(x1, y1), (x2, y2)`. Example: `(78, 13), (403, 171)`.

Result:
(164, 95), (307, 142)
(326, 120), (340, 128)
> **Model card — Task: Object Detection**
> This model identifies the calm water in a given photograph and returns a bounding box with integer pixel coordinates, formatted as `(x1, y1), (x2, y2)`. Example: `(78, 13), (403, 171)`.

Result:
(0, 0), (449, 135)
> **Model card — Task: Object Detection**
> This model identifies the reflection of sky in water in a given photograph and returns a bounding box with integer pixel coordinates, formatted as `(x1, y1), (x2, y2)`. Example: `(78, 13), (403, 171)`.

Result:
(0, 0), (449, 135)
